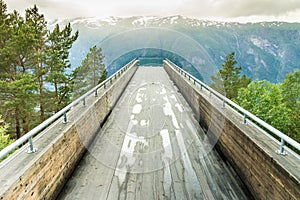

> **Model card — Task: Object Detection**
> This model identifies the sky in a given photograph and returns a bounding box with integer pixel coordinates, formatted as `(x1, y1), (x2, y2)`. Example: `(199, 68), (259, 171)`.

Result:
(4, 0), (300, 22)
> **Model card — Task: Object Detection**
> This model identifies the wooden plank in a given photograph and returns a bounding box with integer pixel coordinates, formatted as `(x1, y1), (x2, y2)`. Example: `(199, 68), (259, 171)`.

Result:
(59, 67), (252, 200)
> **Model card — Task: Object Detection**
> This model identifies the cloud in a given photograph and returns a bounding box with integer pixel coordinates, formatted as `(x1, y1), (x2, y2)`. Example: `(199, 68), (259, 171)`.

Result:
(212, 0), (300, 17)
(4, 0), (300, 22)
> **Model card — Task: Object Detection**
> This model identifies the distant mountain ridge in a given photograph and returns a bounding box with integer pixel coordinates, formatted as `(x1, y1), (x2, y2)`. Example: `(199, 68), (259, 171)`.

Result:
(50, 16), (300, 83)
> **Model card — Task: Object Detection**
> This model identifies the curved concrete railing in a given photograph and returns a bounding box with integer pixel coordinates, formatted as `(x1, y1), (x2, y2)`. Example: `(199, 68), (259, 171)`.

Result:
(164, 59), (300, 155)
(0, 59), (138, 161)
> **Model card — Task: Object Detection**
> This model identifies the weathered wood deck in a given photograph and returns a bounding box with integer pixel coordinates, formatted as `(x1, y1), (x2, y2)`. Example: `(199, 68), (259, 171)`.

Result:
(58, 67), (251, 200)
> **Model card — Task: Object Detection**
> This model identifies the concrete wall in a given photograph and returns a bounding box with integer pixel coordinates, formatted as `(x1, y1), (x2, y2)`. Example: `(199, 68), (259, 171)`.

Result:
(0, 63), (138, 200)
(164, 61), (300, 200)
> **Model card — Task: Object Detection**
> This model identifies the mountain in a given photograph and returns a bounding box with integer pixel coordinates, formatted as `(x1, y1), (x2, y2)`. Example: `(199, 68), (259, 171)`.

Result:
(49, 16), (300, 83)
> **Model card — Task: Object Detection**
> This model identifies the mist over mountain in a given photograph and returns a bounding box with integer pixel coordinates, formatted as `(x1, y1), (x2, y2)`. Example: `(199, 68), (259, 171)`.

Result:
(50, 15), (300, 83)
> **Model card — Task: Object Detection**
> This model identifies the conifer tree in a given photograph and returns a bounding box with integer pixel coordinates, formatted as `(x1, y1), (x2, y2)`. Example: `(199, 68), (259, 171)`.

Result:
(0, 6), (39, 137)
(211, 52), (251, 99)
(73, 46), (107, 97)
(46, 23), (78, 112)
(0, 2), (79, 139)
(25, 5), (48, 121)
(0, 0), (10, 70)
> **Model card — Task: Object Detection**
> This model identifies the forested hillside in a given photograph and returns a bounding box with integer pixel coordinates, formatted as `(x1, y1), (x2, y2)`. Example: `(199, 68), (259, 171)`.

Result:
(54, 16), (300, 83)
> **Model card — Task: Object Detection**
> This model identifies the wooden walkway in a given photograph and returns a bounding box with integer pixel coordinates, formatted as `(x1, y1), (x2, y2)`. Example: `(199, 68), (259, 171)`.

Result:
(58, 67), (251, 200)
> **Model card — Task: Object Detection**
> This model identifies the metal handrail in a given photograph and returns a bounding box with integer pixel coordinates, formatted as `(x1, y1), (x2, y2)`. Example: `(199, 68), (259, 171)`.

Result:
(164, 59), (300, 155)
(0, 59), (139, 160)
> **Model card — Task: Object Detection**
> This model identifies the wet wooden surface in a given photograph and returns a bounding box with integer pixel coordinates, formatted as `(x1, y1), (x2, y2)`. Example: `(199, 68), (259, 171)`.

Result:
(58, 67), (251, 200)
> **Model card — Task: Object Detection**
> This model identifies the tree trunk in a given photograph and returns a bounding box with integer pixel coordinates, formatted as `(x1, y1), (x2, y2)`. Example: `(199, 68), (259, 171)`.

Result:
(15, 107), (21, 139)
(55, 82), (59, 112)
(22, 117), (29, 135)
(55, 82), (58, 101)
(38, 48), (45, 122)
(93, 54), (96, 87)
(39, 77), (44, 121)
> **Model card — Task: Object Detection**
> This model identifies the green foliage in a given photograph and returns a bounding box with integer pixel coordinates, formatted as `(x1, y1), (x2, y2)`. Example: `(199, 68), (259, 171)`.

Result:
(0, 1), (78, 141)
(46, 23), (79, 112)
(0, 73), (38, 138)
(281, 70), (300, 109)
(73, 45), (107, 97)
(0, 115), (16, 161)
(0, 4), (48, 138)
(281, 70), (300, 141)
(0, 115), (14, 151)
(211, 52), (251, 99)
(235, 80), (296, 140)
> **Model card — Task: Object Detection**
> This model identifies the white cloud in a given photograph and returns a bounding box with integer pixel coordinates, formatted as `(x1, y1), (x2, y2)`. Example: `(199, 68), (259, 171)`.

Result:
(4, 0), (300, 22)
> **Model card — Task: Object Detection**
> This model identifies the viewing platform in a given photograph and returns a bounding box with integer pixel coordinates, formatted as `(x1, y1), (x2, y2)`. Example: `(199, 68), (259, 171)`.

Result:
(0, 59), (299, 200)
(58, 67), (250, 199)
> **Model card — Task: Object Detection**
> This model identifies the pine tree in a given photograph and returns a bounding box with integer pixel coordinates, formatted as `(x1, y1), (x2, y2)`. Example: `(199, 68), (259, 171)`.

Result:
(25, 5), (48, 121)
(211, 52), (251, 99)
(73, 46), (107, 97)
(0, 2), (79, 139)
(0, 74), (38, 137)
(0, 6), (39, 138)
(46, 23), (78, 112)
(0, 0), (10, 70)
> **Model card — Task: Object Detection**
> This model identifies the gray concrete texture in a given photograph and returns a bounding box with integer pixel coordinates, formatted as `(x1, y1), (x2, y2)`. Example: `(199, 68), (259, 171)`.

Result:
(58, 67), (250, 200)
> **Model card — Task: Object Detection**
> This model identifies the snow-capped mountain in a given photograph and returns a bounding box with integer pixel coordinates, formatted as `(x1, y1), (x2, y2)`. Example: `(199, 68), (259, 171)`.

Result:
(50, 16), (300, 83)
